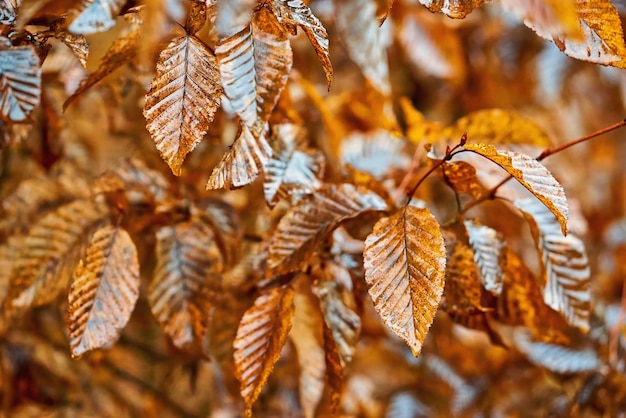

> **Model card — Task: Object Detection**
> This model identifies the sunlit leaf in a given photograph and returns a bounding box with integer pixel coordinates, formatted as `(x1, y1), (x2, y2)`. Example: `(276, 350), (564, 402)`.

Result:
(206, 123), (272, 190)
(364, 206), (446, 356)
(68, 0), (125, 35)
(0, 45), (41, 122)
(335, 0), (391, 96)
(264, 123), (325, 206)
(149, 221), (223, 351)
(268, 183), (388, 276)
(233, 285), (294, 412)
(418, 0), (490, 18)
(464, 219), (506, 295)
(67, 225), (140, 357)
(515, 197), (590, 331)
(144, 34), (222, 176)
(441, 161), (483, 199)
(0, 0), (19, 25)
(464, 143), (568, 235)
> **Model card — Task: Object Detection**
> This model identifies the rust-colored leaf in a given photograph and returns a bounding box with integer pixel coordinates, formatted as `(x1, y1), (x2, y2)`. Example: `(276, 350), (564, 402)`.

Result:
(67, 225), (140, 357)
(363, 206), (446, 356)
(464, 219), (506, 295)
(319, 319), (343, 416)
(0, 45), (41, 122)
(144, 34), (222, 176)
(268, 183), (388, 276)
(185, 0), (207, 34)
(418, 0), (490, 18)
(464, 143), (568, 235)
(149, 221), (223, 351)
(192, 199), (243, 269)
(441, 161), (483, 199)
(233, 285), (294, 413)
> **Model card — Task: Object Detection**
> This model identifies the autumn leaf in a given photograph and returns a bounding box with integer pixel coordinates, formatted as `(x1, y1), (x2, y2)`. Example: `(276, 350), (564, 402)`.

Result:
(341, 130), (410, 180)
(215, 0), (255, 37)
(52, 31), (89, 68)
(501, 0), (582, 41)
(149, 221), (223, 351)
(464, 143), (568, 235)
(0, 0), (18, 25)
(185, 0), (207, 34)
(386, 392), (432, 418)
(68, 0), (126, 35)
(442, 239), (485, 316)
(144, 34), (222, 176)
(515, 197), (590, 331)
(464, 219), (506, 295)
(441, 161), (483, 199)
(363, 206), (446, 356)
(268, 183), (388, 276)
(67, 224), (140, 357)
(0, 45), (41, 122)
(233, 285), (294, 413)
(320, 320), (344, 415)
(192, 200), (243, 269)
(418, 0), (490, 19)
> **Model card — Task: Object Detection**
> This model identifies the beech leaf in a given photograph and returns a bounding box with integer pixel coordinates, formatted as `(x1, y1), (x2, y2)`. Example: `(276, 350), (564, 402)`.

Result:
(464, 143), (568, 235)
(363, 206), (446, 356)
(67, 225), (140, 357)
(419, 0), (490, 19)
(320, 320), (344, 415)
(443, 240), (485, 316)
(441, 161), (483, 199)
(68, 0), (125, 35)
(0, 45), (41, 122)
(464, 219), (506, 295)
(144, 34), (222, 176)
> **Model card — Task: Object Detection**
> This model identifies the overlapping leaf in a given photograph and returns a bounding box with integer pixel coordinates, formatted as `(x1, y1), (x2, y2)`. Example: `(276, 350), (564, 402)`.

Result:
(442, 240), (485, 316)
(515, 198), (590, 331)
(68, 0), (125, 35)
(464, 219), (506, 295)
(268, 183), (388, 276)
(144, 34), (222, 176)
(364, 206), (446, 356)
(149, 221), (223, 351)
(464, 143), (568, 235)
(441, 161), (483, 199)
(418, 0), (490, 18)
(0, 45), (41, 122)
(233, 285), (294, 413)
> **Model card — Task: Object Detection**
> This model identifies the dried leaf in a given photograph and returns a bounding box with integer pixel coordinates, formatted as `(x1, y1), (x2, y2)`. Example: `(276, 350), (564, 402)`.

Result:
(501, 0), (582, 40)
(515, 198), (590, 331)
(0, 45), (41, 122)
(464, 219), (506, 295)
(418, 0), (490, 18)
(149, 221), (223, 351)
(233, 285), (294, 412)
(185, 0), (207, 34)
(264, 123), (325, 206)
(215, 0), (255, 37)
(53, 31), (89, 68)
(206, 123), (272, 190)
(7, 199), (108, 310)
(0, 0), (19, 25)
(67, 225), (140, 357)
(335, 0), (391, 96)
(192, 200), (243, 269)
(464, 143), (568, 235)
(341, 130), (411, 180)
(93, 158), (170, 202)
(144, 34), (222, 175)
(68, 0), (125, 35)
(441, 161), (483, 199)
(268, 183), (388, 276)
(319, 320), (344, 415)
(363, 206), (446, 356)
(270, 0), (333, 88)
(443, 240), (485, 316)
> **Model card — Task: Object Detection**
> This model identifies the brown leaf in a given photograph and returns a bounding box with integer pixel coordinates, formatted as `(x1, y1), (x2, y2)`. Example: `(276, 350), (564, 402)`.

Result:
(233, 285), (294, 413)
(206, 123), (272, 189)
(268, 183), (388, 276)
(464, 219), (506, 295)
(0, 45), (41, 122)
(185, 0), (207, 34)
(67, 225), (140, 357)
(144, 34), (222, 176)
(149, 221), (223, 351)
(0, 0), (19, 26)
(418, 0), (490, 18)
(68, 0), (126, 35)
(441, 161), (483, 199)
(192, 200), (243, 269)
(515, 197), (590, 331)
(53, 31), (89, 68)
(464, 143), (568, 235)
(319, 320), (344, 416)
(363, 206), (446, 356)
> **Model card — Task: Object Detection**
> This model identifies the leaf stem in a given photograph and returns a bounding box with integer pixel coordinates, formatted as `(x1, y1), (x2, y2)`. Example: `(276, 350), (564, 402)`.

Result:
(460, 118), (626, 214)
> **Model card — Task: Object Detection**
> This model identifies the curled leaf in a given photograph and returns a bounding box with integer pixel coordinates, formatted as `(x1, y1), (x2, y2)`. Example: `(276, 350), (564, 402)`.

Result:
(0, 45), (41, 122)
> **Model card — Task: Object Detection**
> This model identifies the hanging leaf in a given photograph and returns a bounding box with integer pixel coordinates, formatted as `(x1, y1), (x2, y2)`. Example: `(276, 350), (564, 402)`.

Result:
(0, 45), (41, 122)
(6, 199), (109, 310)
(149, 221), (223, 351)
(363, 206), (446, 356)
(206, 123), (272, 190)
(268, 183), (388, 276)
(441, 161), (483, 199)
(264, 123), (325, 207)
(418, 0), (490, 19)
(67, 225), (140, 357)
(515, 198), (590, 331)
(68, 0), (125, 35)
(335, 0), (391, 96)
(269, 0), (333, 88)
(233, 285), (294, 413)
(501, 0), (582, 40)
(442, 240), (485, 316)
(144, 34), (222, 176)
(0, 0), (19, 26)
(319, 320), (344, 416)
(426, 356), (478, 414)
(464, 219), (506, 295)
(464, 143), (568, 235)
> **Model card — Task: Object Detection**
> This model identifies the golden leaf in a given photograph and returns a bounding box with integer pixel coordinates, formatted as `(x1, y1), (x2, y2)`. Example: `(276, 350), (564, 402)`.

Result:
(515, 197), (590, 331)
(335, 0), (391, 96)
(67, 225), (140, 357)
(464, 143), (568, 235)
(464, 219), (506, 295)
(363, 206), (446, 356)
(7, 199), (109, 310)
(67, 0), (125, 35)
(144, 34), (222, 176)
(442, 240), (485, 316)
(92, 158), (170, 202)
(441, 161), (483, 199)
(418, 0), (490, 19)
(501, 0), (582, 40)
(206, 123), (272, 189)
(268, 183), (388, 276)
(233, 285), (294, 413)
(0, 45), (41, 122)
(264, 123), (325, 207)
(149, 221), (223, 351)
